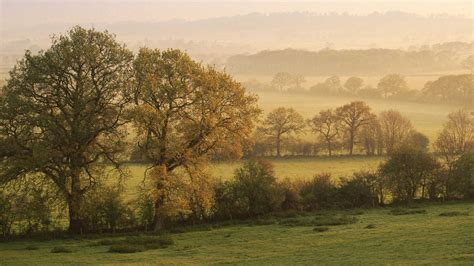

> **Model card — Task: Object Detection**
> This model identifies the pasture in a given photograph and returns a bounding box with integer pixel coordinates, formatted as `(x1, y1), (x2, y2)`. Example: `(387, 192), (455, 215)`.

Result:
(1, 202), (472, 264)
(234, 71), (466, 91)
(254, 91), (458, 142)
(122, 156), (383, 198)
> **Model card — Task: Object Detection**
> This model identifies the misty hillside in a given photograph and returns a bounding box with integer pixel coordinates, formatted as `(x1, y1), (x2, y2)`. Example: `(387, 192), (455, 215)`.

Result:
(1, 11), (472, 60)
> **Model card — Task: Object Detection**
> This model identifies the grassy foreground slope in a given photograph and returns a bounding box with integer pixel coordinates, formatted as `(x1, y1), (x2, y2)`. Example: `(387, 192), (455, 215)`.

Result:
(1, 202), (473, 264)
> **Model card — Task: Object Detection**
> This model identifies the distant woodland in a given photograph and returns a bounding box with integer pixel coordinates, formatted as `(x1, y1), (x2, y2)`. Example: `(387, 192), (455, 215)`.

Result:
(227, 42), (474, 75)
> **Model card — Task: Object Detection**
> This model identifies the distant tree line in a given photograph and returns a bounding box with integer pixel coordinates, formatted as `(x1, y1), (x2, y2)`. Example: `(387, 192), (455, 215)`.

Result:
(242, 72), (474, 106)
(227, 45), (473, 76)
(250, 102), (432, 157)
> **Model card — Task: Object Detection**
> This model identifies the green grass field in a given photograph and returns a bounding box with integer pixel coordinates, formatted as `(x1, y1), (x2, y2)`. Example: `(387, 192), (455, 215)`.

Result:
(122, 156), (383, 198)
(1, 202), (472, 264)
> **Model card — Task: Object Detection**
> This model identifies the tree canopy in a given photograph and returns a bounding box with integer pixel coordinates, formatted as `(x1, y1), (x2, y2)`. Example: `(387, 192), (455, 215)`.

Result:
(0, 26), (134, 233)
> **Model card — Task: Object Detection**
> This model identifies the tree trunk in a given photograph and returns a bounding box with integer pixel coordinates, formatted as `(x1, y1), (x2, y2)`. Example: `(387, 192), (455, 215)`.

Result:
(153, 198), (165, 231)
(276, 136), (281, 157)
(67, 167), (84, 234)
(152, 165), (167, 231)
(328, 141), (332, 157)
(67, 188), (83, 234)
(349, 131), (354, 155)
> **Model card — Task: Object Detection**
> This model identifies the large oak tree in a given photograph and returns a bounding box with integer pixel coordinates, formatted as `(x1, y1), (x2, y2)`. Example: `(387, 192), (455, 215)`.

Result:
(131, 48), (260, 230)
(0, 27), (134, 233)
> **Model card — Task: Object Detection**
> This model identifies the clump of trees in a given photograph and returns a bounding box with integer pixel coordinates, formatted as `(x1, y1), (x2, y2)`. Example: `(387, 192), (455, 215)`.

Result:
(252, 102), (427, 157)
(245, 73), (473, 107)
(1, 27), (473, 238)
(0, 27), (260, 234)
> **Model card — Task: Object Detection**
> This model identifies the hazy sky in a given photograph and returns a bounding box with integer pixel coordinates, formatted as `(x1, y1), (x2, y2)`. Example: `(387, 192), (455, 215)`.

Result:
(1, 0), (473, 27)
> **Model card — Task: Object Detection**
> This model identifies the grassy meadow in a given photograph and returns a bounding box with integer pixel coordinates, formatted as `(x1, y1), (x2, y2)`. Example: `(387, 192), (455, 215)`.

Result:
(122, 156), (383, 198)
(1, 201), (473, 264)
(254, 91), (457, 142)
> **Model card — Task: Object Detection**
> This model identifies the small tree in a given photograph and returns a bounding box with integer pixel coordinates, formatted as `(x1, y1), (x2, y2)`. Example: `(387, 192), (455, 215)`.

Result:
(406, 131), (430, 152)
(435, 110), (474, 167)
(449, 152), (474, 199)
(259, 107), (305, 157)
(271, 72), (294, 91)
(309, 109), (340, 156)
(344, 77), (364, 94)
(336, 101), (375, 155)
(378, 74), (408, 98)
(232, 159), (283, 217)
(380, 146), (439, 202)
(379, 110), (414, 154)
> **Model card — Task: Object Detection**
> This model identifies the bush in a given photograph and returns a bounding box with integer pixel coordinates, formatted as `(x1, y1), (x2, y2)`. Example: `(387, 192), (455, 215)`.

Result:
(380, 146), (439, 202)
(448, 152), (474, 199)
(51, 246), (73, 253)
(299, 173), (338, 210)
(279, 178), (303, 210)
(82, 185), (136, 233)
(233, 159), (284, 217)
(213, 159), (284, 220)
(0, 182), (57, 237)
(338, 176), (378, 208)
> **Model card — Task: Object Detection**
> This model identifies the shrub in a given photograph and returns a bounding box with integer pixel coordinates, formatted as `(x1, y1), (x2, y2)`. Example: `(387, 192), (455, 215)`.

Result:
(51, 246), (73, 253)
(82, 185), (136, 233)
(448, 152), (474, 199)
(0, 182), (57, 237)
(213, 159), (284, 220)
(212, 181), (239, 220)
(233, 159), (284, 217)
(338, 176), (377, 208)
(134, 192), (155, 231)
(279, 178), (303, 210)
(380, 146), (439, 202)
(299, 173), (338, 210)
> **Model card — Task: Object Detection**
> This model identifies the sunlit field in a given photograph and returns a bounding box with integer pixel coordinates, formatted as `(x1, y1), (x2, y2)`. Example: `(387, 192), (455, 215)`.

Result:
(1, 202), (472, 264)
(254, 91), (458, 141)
(122, 156), (383, 198)
(234, 72), (467, 91)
